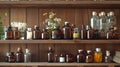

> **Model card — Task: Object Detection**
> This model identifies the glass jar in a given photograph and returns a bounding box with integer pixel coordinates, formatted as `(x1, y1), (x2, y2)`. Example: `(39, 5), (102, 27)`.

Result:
(52, 27), (63, 39)
(94, 48), (102, 63)
(86, 50), (93, 63)
(77, 49), (85, 63)
(66, 53), (74, 63)
(100, 29), (106, 39)
(59, 54), (65, 63)
(33, 25), (41, 39)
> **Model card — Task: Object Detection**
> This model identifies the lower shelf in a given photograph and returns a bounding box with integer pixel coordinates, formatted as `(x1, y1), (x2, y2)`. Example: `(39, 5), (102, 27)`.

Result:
(0, 62), (119, 67)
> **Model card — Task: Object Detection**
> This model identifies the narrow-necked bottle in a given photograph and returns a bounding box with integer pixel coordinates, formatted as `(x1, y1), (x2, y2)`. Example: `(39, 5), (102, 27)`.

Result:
(16, 47), (24, 62)
(94, 48), (102, 63)
(81, 25), (87, 39)
(48, 47), (54, 62)
(86, 25), (94, 39)
(62, 22), (72, 39)
(5, 25), (13, 40)
(24, 49), (31, 62)
(33, 25), (41, 39)
(26, 28), (32, 40)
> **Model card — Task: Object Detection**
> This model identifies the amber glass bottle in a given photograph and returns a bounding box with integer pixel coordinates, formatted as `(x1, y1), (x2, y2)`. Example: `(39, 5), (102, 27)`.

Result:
(16, 47), (24, 62)
(41, 29), (50, 39)
(47, 47), (54, 62)
(100, 29), (106, 39)
(62, 22), (72, 39)
(33, 25), (41, 39)
(86, 50), (93, 63)
(81, 25), (87, 39)
(94, 48), (102, 63)
(86, 25), (94, 39)
(8, 52), (16, 63)
(77, 49), (85, 63)
(113, 27), (119, 39)
(66, 53), (74, 63)
(13, 27), (20, 40)
(106, 27), (114, 39)
(5, 25), (13, 40)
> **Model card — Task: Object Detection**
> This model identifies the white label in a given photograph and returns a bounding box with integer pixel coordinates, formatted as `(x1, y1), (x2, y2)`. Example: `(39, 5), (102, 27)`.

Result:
(59, 57), (65, 62)
(26, 31), (32, 39)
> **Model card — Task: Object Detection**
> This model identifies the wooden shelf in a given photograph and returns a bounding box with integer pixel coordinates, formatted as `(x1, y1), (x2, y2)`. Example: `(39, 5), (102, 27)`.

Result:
(0, 62), (119, 67)
(0, 40), (120, 44)
(0, 1), (119, 8)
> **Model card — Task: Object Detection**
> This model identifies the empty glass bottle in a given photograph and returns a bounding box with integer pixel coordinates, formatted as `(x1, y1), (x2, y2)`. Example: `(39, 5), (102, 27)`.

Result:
(33, 25), (41, 39)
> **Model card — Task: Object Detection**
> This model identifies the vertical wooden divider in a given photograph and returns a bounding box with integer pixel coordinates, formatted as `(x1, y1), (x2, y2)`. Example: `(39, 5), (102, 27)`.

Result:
(10, 8), (26, 67)
(0, 8), (9, 62)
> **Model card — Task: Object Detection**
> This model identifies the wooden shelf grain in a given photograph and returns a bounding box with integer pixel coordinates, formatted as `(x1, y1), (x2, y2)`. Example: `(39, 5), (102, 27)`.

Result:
(0, 1), (119, 8)
(0, 40), (120, 44)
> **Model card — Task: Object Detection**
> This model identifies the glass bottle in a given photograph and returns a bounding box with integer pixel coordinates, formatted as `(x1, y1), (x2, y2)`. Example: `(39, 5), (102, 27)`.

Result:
(113, 27), (119, 39)
(48, 47), (54, 62)
(41, 29), (50, 39)
(16, 47), (24, 62)
(59, 54), (65, 63)
(86, 50), (93, 63)
(54, 54), (59, 62)
(66, 53), (74, 63)
(5, 25), (13, 40)
(104, 50), (112, 63)
(94, 48), (102, 63)
(81, 25), (87, 40)
(13, 27), (20, 40)
(90, 11), (100, 31)
(100, 29), (106, 39)
(62, 22), (72, 39)
(5, 52), (10, 62)
(26, 28), (32, 40)
(8, 52), (16, 63)
(33, 25), (41, 39)
(77, 49), (85, 63)
(86, 25), (94, 39)
(24, 49), (31, 62)
(106, 27), (114, 39)
(73, 28), (79, 39)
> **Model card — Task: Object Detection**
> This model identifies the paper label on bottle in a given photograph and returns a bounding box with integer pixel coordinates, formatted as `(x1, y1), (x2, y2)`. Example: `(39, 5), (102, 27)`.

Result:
(27, 32), (32, 39)
(59, 57), (65, 62)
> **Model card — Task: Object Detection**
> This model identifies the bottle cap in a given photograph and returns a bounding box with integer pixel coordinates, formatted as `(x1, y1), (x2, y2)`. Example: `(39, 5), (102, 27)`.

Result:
(96, 48), (101, 52)
(26, 49), (30, 53)
(65, 22), (69, 25)
(34, 25), (39, 29)
(109, 11), (114, 16)
(92, 11), (97, 16)
(27, 28), (32, 31)
(87, 50), (92, 54)
(106, 50), (110, 56)
(101, 11), (106, 16)
(78, 49), (83, 53)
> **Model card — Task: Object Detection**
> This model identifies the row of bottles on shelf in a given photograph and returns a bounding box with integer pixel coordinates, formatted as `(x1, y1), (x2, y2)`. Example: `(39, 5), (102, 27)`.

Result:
(5, 47), (31, 63)
(47, 47), (113, 63)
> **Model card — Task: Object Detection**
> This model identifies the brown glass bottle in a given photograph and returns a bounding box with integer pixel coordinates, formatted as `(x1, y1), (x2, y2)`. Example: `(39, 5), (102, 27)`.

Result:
(48, 47), (54, 62)
(77, 49), (85, 63)
(33, 25), (41, 39)
(41, 29), (50, 39)
(107, 28), (114, 39)
(66, 53), (74, 63)
(86, 25), (94, 39)
(113, 27), (119, 39)
(62, 22), (72, 39)
(104, 50), (112, 63)
(16, 47), (24, 62)
(8, 52), (16, 63)
(81, 25), (87, 40)
(100, 29), (106, 39)
(5, 25), (13, 40)
(13, 27), (20, 40)
(86, 50), (93, 63)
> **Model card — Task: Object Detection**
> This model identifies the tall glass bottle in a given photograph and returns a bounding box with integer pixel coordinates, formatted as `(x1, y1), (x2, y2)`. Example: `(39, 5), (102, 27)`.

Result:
(33, 25), (41, 39)
(24, 49), (31, 62)
(5, 25), (13, 40)
(90, 11), (100, 30)
(62, 22), (72, 39)
(77, 49), (85, 63)
(26, 28), (32, 40)
(48, 47), (54, 62)
(81, 25), (87, 39)
(94, 48), (102, 63)
(16, 47), (24, 62)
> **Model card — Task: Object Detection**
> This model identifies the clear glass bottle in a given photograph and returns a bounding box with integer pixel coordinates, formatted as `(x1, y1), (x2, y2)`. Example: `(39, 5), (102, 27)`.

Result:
(24, 49), (31, 62)
(16, 47), (24, 62)
(41, 29), (50, 39)
(73, 28), (79, 39)
(104, 50), (112, 63)
(86, 50), (93, 63)
(33, 25), (41, 39)
(26, 28), (32, 40)
(48, 47), (54, 62)
(62, 22), (72, 39)
(77, 49), (85, 63)
(90, 11), (100, 31)
(86, 25), (94, 39)
(81, 25), (87, 40)
(13, 27), (20, 40)
(59, 54), (65, 63)
(5, 25), (13, 40)
(8, 52), (16, 63)
(94, 48), (102, 63)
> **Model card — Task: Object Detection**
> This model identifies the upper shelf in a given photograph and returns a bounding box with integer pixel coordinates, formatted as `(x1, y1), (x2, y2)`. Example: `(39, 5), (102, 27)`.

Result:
(0, 40), (120, 44)
(0, 1), (120, 8)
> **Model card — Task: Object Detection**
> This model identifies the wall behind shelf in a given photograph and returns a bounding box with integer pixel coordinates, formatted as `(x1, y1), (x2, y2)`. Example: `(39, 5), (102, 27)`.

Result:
(0, 7), (120, 67)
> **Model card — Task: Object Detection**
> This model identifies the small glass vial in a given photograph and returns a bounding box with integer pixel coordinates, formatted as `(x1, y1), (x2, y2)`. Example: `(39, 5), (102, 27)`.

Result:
(33, 25), (41, 39)
(81, 25), (87, 39)
(77, 49), (85, 63)
(104, 50), (112, 63)
(59, 54), (65, 63)
(16, 47), (24, 62)
(94, 48), (102, 63)
(41, 29), (50, 39)
(73, 28), (79, 39)
(13, 27), (20, 40)
(86, 50), (93, 63)
(48, 47), (54, 62)
(5, 25), (13, 40)
(24, 49), (31, 62)
(26, 28), (33, 40)
(8, 52), (16, 63)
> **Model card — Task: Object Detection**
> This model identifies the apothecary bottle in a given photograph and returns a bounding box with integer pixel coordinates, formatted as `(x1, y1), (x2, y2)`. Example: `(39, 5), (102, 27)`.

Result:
(94, 48), (102, 63)
(86, 50), (93, 63)
(73, 28), (79, 39)
(66, 53), (74, 63)
(86, 25), (94, 39)
(33, 25), (41, 39)
(100, 29), (106, 39)
(16, 47), (24, 62)
(104, 50), (112, 63)
(5, 52), (9, 62)
(106, 27), (114, 39)
(81, 25), (87, 39)
(41, 29), (50, 39)
(62, 22), (72, 39)
(26, 28), (33, 40)
(8, 52), (16, 63)
(24, 49), (31, 62)
(48, 47), (54, 62)
(59, 54), (65, 63)
(77, 49), (85, 63)
(113, 27), (119, 39)
(5, 25), (13, 40)
(13, 27), (20, 40)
